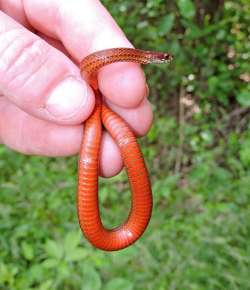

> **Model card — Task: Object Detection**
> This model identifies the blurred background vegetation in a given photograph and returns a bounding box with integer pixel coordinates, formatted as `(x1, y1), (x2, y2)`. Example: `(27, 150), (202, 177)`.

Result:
(0, 0), (250, 289)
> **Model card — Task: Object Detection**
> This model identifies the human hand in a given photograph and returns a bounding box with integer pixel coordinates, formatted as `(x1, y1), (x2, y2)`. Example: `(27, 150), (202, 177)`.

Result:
(0, 0), (153, 177)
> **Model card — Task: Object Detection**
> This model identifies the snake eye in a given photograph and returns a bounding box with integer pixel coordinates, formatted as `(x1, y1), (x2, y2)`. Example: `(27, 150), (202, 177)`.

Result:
(164, 53), (173, 62)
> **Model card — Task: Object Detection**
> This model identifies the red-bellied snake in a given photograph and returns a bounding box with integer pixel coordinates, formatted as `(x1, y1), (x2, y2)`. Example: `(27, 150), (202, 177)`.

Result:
(78, 48), (172, 251)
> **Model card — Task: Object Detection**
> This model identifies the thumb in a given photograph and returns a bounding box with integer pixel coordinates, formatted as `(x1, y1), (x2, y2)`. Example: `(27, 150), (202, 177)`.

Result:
(0, 11), (94, 125)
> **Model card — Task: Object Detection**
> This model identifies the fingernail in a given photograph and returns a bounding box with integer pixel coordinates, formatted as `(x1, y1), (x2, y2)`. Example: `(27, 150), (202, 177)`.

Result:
(46, 77), (89, 119)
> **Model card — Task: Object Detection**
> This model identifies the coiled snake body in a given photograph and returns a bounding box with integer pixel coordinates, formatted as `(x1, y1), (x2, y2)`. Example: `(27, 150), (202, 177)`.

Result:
(78, 48), (172, 251)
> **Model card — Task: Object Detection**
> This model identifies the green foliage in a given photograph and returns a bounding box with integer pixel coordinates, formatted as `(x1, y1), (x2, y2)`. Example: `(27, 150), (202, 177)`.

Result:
(1, 0), (250, 289)
(177, 0), (196, 19)
(104, 278), (133, 290)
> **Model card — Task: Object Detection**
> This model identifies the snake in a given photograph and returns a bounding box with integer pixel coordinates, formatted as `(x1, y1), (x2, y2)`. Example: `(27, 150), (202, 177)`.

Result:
(77, 48), (172, 251)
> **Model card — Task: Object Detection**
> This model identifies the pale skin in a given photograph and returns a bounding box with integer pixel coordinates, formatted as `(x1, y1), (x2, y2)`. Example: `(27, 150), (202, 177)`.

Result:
(0, 0), (153, 177)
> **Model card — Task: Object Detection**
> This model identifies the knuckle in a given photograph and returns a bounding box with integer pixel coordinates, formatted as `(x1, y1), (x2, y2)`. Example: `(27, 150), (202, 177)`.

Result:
(0, 29), (50, 90)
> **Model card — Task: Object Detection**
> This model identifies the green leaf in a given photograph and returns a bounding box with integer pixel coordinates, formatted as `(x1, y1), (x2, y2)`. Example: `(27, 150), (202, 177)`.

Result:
(44, 240), (63, 260)
(63, 231), (81, 252)
(237, 87), (250, 107)
(240, 139), (250, 167)
(65, 247), (88, 262)
(81, 266), (101, 290)
(158, 13), (175, 35)
(208, 76), (218, 94)
(200, 131), (214, 145)
(153, 175), (179, 198)
(21, 241), (34, 261)
(148, 124), (158, 142)
(104, 278), (134, 290)
(39, 280), (53, 290)
(216, 29), (226, 40)
(185, 22), (202, 38)
(177, 0), (195, 19)
(58, 261), (70, 278)
(42, 258), (59, 269)
(29, 264), (44, 282)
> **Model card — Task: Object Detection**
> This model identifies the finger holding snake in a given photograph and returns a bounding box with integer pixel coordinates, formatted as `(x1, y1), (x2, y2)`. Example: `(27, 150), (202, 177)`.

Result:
(0, 0), (152, 178)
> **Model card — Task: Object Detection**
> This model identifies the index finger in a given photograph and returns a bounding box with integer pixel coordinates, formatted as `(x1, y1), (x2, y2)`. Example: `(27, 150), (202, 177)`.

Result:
(23, 0), (148, 108)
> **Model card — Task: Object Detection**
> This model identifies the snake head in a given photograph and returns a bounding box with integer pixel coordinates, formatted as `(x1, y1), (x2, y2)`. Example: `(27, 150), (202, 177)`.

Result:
(150, 52), (173, 64)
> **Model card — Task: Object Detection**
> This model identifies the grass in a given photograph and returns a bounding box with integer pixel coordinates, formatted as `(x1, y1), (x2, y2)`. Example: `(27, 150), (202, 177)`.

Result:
(0, 124), (249, 290)
(1, 1), (250, 288)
